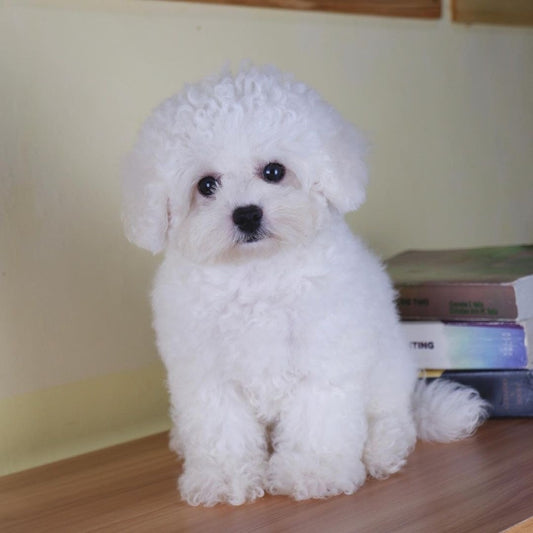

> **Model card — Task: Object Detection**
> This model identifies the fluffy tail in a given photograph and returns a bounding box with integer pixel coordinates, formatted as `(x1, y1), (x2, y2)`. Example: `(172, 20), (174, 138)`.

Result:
(413, 379), (490, 442)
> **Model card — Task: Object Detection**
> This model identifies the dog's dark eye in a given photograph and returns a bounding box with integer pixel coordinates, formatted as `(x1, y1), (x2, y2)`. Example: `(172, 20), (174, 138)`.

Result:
(262, 162), (285, 183)
(197, 176), (218, 197)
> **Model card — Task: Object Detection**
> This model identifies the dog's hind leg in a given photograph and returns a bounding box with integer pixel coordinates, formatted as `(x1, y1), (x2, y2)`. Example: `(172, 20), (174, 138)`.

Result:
(363, 409), (417, 479)
(362, 361), (417, 479)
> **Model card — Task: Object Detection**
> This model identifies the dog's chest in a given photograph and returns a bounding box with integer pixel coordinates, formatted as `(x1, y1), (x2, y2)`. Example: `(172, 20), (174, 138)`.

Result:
(212, 269), (300, 362)
(178, 256), (321, 369)
(197, 266), (306, 418)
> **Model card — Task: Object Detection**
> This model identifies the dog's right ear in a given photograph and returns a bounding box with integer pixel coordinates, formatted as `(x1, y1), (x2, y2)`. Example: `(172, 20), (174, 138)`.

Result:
(122, 141), (169, 254)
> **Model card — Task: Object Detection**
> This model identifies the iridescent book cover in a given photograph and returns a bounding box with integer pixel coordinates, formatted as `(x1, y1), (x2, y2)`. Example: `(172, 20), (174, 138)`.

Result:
(403, 320), (532, 369)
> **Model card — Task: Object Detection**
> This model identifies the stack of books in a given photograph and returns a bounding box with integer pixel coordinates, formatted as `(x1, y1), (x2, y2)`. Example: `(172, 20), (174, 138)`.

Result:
(386, 245), (533, 417)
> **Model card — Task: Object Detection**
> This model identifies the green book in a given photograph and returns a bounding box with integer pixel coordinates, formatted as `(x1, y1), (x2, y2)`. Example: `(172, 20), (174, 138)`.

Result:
(386, 245), (533, 322)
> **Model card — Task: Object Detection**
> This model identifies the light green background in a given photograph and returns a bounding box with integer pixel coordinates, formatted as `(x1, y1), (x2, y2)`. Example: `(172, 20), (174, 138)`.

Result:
(1, 0), (532, 474)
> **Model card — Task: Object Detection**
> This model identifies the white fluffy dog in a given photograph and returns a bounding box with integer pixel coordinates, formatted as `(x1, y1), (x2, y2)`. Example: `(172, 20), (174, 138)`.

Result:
(123, 65), (488, 506)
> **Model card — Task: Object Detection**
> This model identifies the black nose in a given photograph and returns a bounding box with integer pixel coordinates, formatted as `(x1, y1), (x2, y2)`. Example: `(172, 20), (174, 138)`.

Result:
(232, 205), (263, 234)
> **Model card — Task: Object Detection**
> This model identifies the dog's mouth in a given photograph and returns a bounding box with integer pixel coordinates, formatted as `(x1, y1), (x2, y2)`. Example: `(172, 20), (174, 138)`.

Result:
(245, 233), (263, 243)
(236, 228), (272, 245)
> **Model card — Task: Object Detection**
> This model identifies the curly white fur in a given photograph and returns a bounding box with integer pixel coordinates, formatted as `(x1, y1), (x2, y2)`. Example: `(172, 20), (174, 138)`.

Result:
(123, 65), (488, 506)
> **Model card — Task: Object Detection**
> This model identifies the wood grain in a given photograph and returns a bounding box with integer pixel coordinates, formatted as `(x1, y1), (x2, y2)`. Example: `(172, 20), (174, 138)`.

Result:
(162, 0), (441, 18)
(1, 420), (532, 532)
(452, 0), (533, 26)
(505, 517), (533, 532)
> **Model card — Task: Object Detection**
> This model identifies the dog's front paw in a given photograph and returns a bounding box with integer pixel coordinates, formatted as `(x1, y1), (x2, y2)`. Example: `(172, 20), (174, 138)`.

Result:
(266, 452), (366, 500)
(178, 461), (266, 506)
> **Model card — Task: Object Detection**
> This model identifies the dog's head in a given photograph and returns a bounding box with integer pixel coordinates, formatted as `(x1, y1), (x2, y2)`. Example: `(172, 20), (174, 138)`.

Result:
(122, 65), (368, 262)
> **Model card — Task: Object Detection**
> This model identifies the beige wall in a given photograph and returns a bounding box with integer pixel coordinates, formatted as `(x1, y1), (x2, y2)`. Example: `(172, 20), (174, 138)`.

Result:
(1, 0), (532, 474)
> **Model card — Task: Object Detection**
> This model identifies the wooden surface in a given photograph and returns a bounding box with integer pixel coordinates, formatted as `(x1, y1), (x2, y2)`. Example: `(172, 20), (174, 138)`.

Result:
(452, 0), (533, 26)
(163, 0), (441, 18)
(1, 419), (532, 532)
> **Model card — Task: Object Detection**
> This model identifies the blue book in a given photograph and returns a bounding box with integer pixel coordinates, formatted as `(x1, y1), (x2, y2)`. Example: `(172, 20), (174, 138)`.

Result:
(422, 370), (533, 417)
(403, 319), (533, 369)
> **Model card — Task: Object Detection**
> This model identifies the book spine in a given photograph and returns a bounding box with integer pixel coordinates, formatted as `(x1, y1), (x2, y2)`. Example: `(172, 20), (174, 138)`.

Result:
(395, 284), (518, 321)
(402, 322), (529, 369)
(422, 370), (533, 417)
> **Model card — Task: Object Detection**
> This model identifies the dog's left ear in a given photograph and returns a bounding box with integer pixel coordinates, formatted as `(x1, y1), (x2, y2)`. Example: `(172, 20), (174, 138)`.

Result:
(314, 114), (369, 214)
(122, 95), (194, 254)
(122, 115), (176, 254)
(122, 146), (169, 254)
